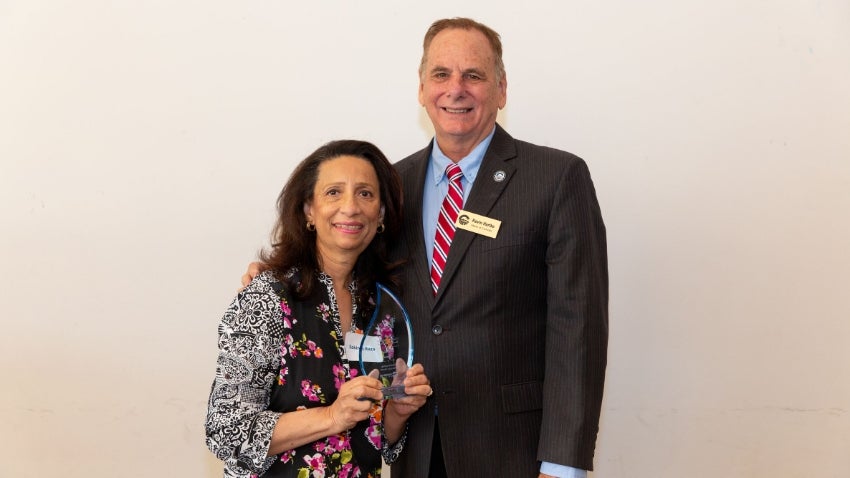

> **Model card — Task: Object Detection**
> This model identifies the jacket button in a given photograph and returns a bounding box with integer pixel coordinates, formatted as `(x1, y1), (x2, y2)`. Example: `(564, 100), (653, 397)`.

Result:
(431, 325), (443, 335)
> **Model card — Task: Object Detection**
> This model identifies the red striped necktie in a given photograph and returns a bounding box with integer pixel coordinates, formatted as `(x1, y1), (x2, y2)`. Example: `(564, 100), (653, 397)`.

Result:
(430, 163), (464, 295)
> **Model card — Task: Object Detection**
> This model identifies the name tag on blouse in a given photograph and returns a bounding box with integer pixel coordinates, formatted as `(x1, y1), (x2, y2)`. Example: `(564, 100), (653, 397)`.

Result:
(344, 332), (383, 363)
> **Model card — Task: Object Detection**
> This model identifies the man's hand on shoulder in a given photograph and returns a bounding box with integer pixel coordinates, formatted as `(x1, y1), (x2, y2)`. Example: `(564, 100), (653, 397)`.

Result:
(240, 261), (269, 291)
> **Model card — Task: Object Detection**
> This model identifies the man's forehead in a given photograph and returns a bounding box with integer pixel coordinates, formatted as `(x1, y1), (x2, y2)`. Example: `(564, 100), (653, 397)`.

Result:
(426, 31), (495, 70)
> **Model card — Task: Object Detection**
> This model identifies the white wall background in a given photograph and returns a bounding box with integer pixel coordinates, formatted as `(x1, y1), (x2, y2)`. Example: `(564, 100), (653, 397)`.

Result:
(2, 1), (849, 477)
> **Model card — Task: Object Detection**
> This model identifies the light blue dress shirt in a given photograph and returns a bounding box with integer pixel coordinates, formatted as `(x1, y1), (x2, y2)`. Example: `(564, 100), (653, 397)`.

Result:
(421, 129), (493, 262)
(541, 462), (587, 478)
(420, 127), (586, 478)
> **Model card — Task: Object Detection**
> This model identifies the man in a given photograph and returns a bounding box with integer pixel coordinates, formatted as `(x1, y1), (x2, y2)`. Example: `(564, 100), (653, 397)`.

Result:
(392, 17), (607, 478)
(246, 17), (608, 477)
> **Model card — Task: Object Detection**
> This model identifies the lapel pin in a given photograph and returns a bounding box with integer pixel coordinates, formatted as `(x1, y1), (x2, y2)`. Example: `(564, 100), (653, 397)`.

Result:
(493, 170), (506, 182)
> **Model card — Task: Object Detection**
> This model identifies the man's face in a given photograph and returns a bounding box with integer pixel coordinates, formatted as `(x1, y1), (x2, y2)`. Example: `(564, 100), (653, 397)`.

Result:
(419, 28), (507, 155)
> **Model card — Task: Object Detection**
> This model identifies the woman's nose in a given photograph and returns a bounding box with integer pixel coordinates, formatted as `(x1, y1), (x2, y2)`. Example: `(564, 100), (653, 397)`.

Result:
(339, 193), (361, 214)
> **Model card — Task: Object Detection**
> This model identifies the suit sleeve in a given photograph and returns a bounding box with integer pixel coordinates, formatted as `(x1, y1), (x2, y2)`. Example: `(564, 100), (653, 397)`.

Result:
(538, 157), (609, 470)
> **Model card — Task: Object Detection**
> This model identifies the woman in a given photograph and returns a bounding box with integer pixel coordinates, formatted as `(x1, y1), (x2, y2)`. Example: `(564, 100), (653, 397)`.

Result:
(206, 140), (431, 477)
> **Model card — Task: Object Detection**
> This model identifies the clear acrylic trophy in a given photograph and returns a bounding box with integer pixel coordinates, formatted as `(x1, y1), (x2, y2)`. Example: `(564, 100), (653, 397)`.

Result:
(358, 283), (414, 399)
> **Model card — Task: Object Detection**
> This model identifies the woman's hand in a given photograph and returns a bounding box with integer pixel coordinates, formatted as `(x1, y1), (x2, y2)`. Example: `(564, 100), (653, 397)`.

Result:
(387, 362), (431, 418)
(325, 371), (384, 433)
(268, 371), (382, 454)
(382, 362), (432, 444)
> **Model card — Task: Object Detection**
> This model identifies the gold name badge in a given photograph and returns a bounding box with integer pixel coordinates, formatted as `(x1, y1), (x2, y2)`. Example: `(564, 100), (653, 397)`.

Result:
(455, 210), (501, 238)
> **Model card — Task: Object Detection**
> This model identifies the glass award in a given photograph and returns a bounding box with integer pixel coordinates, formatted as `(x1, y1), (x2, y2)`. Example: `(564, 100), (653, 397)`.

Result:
(358, 282), (414, 399)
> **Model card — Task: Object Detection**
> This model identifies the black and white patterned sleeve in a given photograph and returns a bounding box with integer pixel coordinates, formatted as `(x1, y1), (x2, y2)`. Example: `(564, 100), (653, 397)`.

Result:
(381, 421), (408, 465)
(205, 272), (284, 477)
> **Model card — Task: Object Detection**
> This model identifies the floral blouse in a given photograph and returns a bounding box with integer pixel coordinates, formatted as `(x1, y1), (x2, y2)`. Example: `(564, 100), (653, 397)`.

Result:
(205, 269), (405, 477)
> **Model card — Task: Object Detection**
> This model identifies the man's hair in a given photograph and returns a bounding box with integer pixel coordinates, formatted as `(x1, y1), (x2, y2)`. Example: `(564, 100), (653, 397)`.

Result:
(419, 17), (506, 81)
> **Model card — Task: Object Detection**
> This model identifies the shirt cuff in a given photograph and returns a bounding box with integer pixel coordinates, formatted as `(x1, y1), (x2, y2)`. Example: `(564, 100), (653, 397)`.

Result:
(540, 461), (587, 478)
(381, 421), (408, 464)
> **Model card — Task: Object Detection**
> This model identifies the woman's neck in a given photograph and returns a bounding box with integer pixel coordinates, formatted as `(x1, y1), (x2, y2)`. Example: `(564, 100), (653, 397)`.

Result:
(318, 253), (356, 333)
(318, 254), (355, 287)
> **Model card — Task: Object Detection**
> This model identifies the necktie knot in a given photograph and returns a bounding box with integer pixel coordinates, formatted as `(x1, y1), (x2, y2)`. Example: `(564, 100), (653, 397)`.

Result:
(446, 163), (463, 183)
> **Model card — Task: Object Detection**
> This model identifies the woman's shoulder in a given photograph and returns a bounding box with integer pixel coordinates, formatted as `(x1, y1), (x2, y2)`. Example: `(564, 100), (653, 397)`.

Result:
(222, 270), (288, 335)
(242, 268), (273, 288)
(240, 269), (291, 295)
(238, 268), (303, 306)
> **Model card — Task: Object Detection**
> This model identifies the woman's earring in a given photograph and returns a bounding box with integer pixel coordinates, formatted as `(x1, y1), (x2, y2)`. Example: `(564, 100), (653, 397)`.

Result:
(377, 223), (385, 233)
(306, 221), (316, 232)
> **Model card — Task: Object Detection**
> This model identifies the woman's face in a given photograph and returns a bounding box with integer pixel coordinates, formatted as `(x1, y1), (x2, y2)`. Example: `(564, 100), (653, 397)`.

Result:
(305, 155), (384, 264)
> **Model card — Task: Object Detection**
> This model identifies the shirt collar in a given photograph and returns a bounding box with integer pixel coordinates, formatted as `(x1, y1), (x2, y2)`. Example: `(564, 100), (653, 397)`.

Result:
(429, 126), (497, 185)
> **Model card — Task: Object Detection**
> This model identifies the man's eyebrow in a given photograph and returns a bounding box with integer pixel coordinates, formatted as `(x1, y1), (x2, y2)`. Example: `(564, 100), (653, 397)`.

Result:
(462, 67), (486, 76)
(427, 66), (487, 76)
(428, 65), (450, 73)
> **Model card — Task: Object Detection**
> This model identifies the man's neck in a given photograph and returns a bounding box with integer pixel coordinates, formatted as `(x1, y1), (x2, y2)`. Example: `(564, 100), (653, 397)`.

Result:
(435, 126), (495, 162)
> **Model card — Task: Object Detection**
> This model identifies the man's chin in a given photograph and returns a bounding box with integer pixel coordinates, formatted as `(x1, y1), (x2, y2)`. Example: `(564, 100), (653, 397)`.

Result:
(435, 123), (476, 140)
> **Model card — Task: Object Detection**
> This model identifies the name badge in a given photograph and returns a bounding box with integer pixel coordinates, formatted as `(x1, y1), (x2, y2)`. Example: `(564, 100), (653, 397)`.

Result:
(455, 210), (501, 238)
(344, 332), (383, 362)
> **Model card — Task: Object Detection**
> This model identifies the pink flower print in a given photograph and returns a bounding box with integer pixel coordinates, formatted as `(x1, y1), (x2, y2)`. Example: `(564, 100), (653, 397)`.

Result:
(332, 363), (347, 390)
(277, 366), (288, 386)
(304, 339), (319, 357)
(280, 301), (291, 316)
(338, 462), (356, 478)
(317, 303), (330, 321)
(302, 453), (327, 477)
(280, 449), (296, 463)
(301, 336), (324, 358)
(301, 379), (322, 402)
(378, 319), (395, 360)
(282, 335), (295, 358)
(365, 422), (382, 449)
(327, 433), (350, 452)
(291, 333), (324, 358)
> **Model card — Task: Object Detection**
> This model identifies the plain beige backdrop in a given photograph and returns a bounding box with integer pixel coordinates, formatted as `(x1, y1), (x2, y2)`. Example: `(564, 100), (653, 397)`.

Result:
(2, 1), (849, 477)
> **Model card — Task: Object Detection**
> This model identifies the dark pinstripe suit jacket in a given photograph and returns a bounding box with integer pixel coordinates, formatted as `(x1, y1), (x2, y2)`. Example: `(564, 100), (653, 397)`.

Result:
(389, 124), (609, 477)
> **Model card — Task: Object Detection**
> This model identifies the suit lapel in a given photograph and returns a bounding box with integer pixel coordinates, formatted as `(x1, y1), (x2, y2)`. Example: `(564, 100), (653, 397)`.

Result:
(435, 125), (518, 303)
